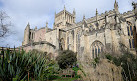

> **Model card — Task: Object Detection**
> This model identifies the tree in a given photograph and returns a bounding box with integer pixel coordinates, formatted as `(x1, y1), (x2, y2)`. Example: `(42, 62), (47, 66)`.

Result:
(0, 11), (11, 38)
(105, 53), (137, 81)
(56, 50), (77, 69)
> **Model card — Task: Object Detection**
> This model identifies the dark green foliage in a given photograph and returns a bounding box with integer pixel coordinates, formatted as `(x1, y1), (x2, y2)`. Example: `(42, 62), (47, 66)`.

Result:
(43, 60), (60, 80)
(94, 57), (99, 64)
(48, 75), (60, 80)
(120, 53), (137, 81)
(105, 54), (112, 61)
(105, 53), (137, 81)
(0, 49), (58, 81)
(91, 57), (100, 68)
(112, 57), (121, 66)
(56, 50), (77, 69)
(72, 66), (81, 78)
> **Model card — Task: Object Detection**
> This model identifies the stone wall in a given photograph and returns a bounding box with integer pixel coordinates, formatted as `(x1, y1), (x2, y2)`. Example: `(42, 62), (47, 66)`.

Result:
(22, 41), (58, 60)
(78, 58), (123, 81)
(34, 28), (46, 42)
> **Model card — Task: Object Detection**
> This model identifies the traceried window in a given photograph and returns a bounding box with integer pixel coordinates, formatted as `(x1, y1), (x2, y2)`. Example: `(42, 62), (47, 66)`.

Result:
(127, 21), (135, 48)
(91, 41), (104, 58)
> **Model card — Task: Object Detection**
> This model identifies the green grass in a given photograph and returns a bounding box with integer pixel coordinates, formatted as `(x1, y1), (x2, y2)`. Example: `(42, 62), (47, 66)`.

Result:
(53, 77), (78, 81)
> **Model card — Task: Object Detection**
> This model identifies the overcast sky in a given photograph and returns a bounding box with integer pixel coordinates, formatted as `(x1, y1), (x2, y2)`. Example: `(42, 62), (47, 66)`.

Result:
(0, 0), (136, 47)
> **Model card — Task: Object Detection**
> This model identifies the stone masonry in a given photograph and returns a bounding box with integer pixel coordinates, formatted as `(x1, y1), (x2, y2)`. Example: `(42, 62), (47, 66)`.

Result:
(22, 0), (137, 60)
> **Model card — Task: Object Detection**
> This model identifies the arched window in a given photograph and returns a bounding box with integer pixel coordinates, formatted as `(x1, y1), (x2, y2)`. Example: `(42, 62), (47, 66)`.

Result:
(91, 41), (104, 59)
(127, 21), (135, 48)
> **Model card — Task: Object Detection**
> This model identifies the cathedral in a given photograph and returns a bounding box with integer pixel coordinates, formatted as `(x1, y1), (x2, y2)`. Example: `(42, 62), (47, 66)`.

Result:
(22, 0), (137, 60)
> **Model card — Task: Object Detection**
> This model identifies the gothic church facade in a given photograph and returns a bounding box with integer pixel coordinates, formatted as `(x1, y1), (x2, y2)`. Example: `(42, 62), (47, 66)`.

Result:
(22, 0), (137, 59)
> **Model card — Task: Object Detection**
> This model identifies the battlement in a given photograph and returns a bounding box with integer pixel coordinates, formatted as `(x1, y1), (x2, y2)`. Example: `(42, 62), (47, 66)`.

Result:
(122, 10), (134, 18)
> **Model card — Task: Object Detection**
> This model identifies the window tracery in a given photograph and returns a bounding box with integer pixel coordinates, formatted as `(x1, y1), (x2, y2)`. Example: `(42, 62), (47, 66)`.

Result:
(91, 41), (104, 58)
(127, 21), (135, 48)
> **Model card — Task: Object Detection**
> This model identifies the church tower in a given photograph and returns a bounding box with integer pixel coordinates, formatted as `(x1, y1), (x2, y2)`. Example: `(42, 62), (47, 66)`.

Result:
(54, 6), (76, 29)
(22, 23), (30, 45)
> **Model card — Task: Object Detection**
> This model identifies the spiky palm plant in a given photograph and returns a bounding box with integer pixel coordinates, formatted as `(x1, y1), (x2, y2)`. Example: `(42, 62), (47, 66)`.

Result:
(0, 49), (52, 81)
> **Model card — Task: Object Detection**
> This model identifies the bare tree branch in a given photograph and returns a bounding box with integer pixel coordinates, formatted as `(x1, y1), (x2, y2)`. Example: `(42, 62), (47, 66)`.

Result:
(0, 10), (11, 38)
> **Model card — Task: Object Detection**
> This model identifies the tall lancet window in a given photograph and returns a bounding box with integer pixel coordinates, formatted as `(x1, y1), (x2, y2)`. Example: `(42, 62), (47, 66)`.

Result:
(127, 21), (135, 48)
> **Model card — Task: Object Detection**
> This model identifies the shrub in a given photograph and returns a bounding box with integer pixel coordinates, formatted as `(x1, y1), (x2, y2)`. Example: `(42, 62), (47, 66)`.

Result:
(56, 50), (77, 69)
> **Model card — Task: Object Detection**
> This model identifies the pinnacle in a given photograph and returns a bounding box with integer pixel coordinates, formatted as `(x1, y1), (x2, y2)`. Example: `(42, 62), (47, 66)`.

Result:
(27, 22), (30, 27)
(46, 22), (48, 27)
(64, 5), (66, 10)
(27, 22), (30, 26)
(83, 15), (85, 20)
(96, 8), (98, 15)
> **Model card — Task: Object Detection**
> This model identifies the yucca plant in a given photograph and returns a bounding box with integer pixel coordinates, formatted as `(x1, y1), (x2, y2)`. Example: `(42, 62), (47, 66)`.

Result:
(0, 49), (54, 81)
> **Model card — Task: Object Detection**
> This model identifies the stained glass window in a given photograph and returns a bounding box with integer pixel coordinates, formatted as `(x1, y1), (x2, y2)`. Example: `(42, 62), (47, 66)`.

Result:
(130, 26), (133, 35)
(127, 22), (135, 49)
(98, 48), (100, 54)
(95, 48), (97, 58)
(129, 39), (131, 48)
(127, 26), (130, 36)
(91, 41), (103, 59)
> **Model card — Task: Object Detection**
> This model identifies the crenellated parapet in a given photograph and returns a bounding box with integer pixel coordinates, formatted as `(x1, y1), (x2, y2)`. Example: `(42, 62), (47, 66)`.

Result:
(122, 10), (134, 18)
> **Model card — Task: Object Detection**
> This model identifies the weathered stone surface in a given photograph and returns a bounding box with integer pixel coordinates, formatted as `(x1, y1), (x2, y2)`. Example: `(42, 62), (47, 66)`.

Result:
(79, 59), (123, 81)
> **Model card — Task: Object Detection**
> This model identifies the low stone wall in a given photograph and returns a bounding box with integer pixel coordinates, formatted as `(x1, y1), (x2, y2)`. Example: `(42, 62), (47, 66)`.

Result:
(20, 41), (58, 60)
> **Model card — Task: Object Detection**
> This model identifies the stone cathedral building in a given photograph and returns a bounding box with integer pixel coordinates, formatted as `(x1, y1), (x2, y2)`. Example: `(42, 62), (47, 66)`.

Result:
(22, 0), (137, 60)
